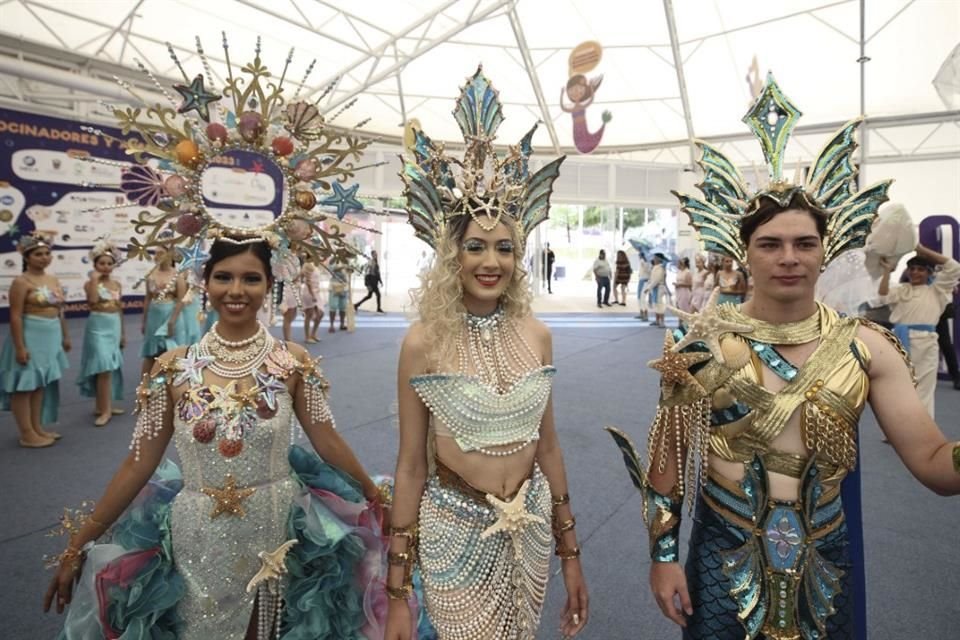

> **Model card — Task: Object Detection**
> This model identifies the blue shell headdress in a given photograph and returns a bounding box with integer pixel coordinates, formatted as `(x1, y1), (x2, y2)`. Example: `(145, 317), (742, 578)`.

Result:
(672, 73), (893, 267)
(400, 66), (566, 249)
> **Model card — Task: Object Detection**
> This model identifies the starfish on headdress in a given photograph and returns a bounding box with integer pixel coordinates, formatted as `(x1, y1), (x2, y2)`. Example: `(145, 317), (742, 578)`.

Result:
(173, 74), (221, 122)
(173, 350), (215, 387)
(254, 370), (287, 411)
(480, 480), (546, 560)
(649, 330), (711, 398)
(200, 474), (256, 518)
(669, 288), (754, 364)
(176, 241), (210, 281)
(320, 182), (363, 220)
(246, 539), (299, 594)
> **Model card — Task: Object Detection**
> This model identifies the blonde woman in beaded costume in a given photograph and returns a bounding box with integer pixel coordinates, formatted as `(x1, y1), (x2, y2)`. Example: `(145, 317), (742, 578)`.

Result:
(46, 238), (389, 640)
(385, 68), (588, 640)
(608, 74), (960, 640)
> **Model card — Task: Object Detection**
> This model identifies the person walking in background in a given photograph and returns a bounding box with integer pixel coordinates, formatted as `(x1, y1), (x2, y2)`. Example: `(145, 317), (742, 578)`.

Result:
(354, 249), (384, 313)
(328, 256), (352, 332)
(635, 250), (650, 321)
(936, 287), (960, 390)
(643, 252), (668, 327)
(613, 250), (632, 306)
(543, 242), (556, 293)
(674, 257), (693, 312)
(301, 260), (324, 342)
(878, 243), (960, 416)
(593, 249), (612, 308)
(78, 238), (125, 427)
(0, 232), (69, 448)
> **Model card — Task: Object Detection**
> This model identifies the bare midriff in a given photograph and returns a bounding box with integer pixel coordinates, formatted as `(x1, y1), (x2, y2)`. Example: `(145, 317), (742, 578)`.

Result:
(434, 433), (538, 499)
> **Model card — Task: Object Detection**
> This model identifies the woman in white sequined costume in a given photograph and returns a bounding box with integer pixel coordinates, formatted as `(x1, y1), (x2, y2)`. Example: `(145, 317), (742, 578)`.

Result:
(384, 211), (589, 640)
(46, 239), (386, 640)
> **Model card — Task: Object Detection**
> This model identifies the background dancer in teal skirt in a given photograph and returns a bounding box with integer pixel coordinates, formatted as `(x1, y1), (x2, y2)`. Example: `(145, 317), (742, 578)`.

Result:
(140, 247), (187, 379)
(78, 238), (126, 427)
(0, 231), (70, 448)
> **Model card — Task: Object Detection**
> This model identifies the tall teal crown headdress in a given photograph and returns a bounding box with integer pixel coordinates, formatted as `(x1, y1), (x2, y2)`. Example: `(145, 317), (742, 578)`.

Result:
(672, 73), (893, 266)
(400, 66), (566, 249)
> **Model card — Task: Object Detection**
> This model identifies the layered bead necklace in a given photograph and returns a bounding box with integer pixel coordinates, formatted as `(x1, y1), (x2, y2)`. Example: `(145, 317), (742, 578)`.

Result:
(458, 306), (541, 394)
(198, 322), (273, 379)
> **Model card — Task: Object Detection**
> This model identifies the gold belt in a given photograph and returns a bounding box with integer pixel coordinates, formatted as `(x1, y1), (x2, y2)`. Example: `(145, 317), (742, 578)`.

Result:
(434, 456), (534, 505)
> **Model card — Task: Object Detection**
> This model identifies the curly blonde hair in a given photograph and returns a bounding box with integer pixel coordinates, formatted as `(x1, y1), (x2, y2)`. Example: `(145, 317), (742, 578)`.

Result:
(410, 215), (532, 370)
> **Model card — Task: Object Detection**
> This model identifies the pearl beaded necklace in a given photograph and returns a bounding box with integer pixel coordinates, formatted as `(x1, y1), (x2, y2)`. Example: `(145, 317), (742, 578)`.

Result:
(198, 323), (273, 378)
(460, 307), (541, 393)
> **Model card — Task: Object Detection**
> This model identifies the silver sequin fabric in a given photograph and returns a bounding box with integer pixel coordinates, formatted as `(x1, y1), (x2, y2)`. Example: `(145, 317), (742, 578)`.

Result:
(170, 393), (296, 639)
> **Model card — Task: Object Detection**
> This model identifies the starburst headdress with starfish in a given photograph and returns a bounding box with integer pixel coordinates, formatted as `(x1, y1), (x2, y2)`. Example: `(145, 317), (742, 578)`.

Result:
(672, 73), (893, 267)
(83, 34), (382, 287)
(400, 67), (565, 249)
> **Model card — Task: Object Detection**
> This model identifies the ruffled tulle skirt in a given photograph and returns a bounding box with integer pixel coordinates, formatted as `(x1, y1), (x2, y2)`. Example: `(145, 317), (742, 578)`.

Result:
(57, 446), (435, 640)
(0, 315), (68, 425)
(77, 312), (124, 401)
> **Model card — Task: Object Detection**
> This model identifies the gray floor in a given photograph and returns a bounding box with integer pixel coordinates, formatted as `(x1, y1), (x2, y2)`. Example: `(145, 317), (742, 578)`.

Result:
(1, 313), (958, 639)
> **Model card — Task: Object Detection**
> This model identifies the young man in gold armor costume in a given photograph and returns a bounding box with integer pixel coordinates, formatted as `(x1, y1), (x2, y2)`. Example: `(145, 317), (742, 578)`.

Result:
(609, 74), (960, 639)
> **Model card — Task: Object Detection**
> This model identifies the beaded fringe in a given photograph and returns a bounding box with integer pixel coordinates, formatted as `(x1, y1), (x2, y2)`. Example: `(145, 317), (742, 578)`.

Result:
(644, 396), (712, 519)
(130, 372), (170, 462)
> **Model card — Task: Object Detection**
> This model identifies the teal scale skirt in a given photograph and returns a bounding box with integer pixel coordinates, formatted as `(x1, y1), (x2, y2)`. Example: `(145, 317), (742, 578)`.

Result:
(141, 301), (183, 358)
(77, 312), (124, 401)
(0, 315), (69, 425)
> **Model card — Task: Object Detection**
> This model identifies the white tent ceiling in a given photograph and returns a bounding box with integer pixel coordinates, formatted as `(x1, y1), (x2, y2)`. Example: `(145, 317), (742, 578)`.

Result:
(0, 0), (958, 163)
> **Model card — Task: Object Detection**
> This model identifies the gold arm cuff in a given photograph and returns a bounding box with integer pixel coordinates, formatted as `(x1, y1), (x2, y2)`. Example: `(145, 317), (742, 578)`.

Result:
(551, 493), (570, 507)
(952, 442), (960, 475)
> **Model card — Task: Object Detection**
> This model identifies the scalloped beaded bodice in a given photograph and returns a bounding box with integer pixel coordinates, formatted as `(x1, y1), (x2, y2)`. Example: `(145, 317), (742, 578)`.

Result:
(172, 390), (295, 491)
(410, 365), (556, 455)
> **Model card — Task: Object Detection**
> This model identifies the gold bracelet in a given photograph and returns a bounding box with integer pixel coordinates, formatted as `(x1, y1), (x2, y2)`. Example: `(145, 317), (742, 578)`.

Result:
(388, 524), (418, 540)
(386, 584), (413, 601)
(553, 516), (577, 534)
(551, 493), (570, 507)
(387, 551), (414, 566)
(555, 545), (581, 560)
(952, 442), (960, 474)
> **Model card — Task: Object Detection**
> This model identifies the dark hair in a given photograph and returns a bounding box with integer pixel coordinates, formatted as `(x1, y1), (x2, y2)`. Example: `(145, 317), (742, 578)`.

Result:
(739, 192), (828, 246)
(906, 256), (934, 272)
(680, 257), (690, 269)
(203, 239), (273, 284)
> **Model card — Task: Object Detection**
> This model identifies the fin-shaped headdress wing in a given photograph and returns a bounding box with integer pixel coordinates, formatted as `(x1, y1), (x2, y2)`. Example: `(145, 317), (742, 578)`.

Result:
(400, 67), (565, 249)
(672, 73), (892, 267)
